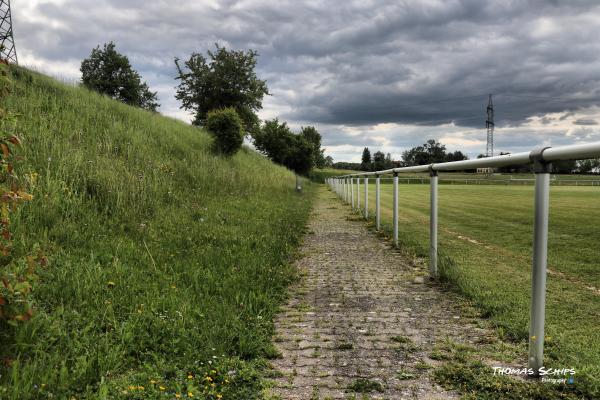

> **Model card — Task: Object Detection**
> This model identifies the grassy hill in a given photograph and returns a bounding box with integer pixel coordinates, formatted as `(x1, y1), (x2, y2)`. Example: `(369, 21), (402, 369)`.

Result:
(0, 67), (314, 399)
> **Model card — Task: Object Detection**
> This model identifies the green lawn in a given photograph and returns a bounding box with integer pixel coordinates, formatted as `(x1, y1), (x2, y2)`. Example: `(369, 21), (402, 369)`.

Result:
(0, 67), (315, 399)
(349, 182), (600, 397)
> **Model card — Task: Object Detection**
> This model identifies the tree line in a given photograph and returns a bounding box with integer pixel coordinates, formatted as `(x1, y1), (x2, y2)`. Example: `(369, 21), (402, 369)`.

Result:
(79, 42), (600, 176)
(345, 139), (468, 171)
(79, 42), (326, 175)
(338, 140), (599, 174)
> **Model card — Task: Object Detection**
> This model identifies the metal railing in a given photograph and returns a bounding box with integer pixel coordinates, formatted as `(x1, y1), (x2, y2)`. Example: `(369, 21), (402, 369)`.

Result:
(372, 176), (600, 186)
(326, 141), (600, 376)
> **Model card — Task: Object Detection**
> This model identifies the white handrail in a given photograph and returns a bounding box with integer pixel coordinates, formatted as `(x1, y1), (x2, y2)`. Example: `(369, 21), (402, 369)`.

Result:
(326, 140), (600, 377)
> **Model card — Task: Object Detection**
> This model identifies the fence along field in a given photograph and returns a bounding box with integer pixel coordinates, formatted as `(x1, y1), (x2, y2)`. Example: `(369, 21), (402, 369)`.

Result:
(329, 145), (600, 396)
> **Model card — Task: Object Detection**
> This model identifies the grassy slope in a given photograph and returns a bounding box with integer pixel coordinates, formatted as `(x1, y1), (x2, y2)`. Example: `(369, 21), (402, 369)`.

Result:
(358, 183), (599, 397)
(0, 67), (314, 399)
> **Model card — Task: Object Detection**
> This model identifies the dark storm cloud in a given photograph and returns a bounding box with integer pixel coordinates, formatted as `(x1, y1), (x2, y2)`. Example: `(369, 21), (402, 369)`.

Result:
(13, 0), (600, 160)
(573, 118), (598, 126)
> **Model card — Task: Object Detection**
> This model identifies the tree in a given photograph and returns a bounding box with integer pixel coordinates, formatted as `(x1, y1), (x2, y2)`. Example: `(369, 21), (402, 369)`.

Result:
(361, 147), (372, 171)
(80, 42), (159, 111)
(401, 139), (467, 166)
(253, 118), (293, 165)
(324, 155), (334, 167)
(576, 159), (600, 174)
(205, 108), (244, 156)
(175, 44), (269, 135)
(372, 151), (386, 171)
(402, 139), (446, 166)
(253, 118), (315, 175)
(553, 160), (577, 174)
(300, 126), (326, 168)
(446, 150), (468, 162)
(385, 153), (394, 169)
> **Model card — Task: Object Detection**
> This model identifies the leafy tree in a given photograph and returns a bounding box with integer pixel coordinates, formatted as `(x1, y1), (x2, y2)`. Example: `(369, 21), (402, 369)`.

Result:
(324, 155), (334, 167)
(205, 108), (244, 156)
(80, 42), (159, 111)
(253, 118), (293, 165)
(553, 160), (577, 174)
(175, 44), (269, 135)
(372, 151), (386, 171)
(576, 159), (600, 174)
(300, 126), (326, 168)
(253, 118), (315, 175)
(446, 150), (468, 162)
(286, 135), (314, 175)
(401, 139), (467, 166)
(361, 147), (372, 171)
(385, 153), (394, 169)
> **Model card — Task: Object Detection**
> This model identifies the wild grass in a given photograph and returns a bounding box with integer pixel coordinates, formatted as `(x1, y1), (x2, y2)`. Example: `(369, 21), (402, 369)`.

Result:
(0, 66), (315, 399)
(354, 182), (599, 397)
(308, 168), (356, 183)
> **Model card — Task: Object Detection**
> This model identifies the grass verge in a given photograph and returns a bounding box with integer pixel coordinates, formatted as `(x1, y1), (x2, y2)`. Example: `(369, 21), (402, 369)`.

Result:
(0, 66), (315, 399)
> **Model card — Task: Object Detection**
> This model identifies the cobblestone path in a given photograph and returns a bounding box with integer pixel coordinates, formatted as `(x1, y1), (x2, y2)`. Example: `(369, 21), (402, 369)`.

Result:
(267, 187), (492, 399)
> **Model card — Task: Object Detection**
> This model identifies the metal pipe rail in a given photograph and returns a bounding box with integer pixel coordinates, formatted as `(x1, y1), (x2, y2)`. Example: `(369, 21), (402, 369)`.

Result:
(326, 141), (600, 376)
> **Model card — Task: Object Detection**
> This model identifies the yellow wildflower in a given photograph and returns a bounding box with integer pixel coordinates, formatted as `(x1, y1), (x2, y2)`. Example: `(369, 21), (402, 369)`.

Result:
(175, 394), (181, 399)
(150, 380), (157, 384)
(187, 374), (193, 379)
(159, 386), (166, 391)
(188, 392), (194, 398)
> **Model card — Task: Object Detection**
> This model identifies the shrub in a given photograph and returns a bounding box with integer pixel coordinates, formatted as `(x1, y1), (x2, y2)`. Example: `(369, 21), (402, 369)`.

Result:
(205, 107), (244, 156)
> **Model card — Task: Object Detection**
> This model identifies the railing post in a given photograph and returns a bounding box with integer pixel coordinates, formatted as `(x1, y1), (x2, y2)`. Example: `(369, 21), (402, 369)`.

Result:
(357, 177), (361, 211)
(351, 178), (355, 209)
(528, 148), (551, 375)
(393, 172), (398, 246)
(345, 178), (349, 203)
(364, 176), (369, 219)
(376, 175), (381, 230)
(429, 167), (438, 277)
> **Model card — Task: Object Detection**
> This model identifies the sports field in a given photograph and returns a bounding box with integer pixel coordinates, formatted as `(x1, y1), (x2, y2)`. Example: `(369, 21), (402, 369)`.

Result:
(352, 182), (599, 395)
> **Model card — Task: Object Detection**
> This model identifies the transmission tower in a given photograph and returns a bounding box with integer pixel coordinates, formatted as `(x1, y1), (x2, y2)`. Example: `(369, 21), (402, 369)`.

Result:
(0, 0), (17, 64)
(486, 94), (494, 157)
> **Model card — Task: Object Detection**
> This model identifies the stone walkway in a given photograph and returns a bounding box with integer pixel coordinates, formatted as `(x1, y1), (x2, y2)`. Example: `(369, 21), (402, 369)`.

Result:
(267, 187), (493, 400)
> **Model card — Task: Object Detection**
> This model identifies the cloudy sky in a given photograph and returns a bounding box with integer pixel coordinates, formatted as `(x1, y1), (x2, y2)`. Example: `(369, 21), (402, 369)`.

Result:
(13, 0), (600, 161)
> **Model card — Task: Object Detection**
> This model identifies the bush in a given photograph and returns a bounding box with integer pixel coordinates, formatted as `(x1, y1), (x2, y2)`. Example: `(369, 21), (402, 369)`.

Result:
(205, 107), (244, 156)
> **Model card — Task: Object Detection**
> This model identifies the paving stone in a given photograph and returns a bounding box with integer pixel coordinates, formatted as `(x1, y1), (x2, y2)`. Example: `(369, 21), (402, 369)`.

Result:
(267, 188), (493, 399)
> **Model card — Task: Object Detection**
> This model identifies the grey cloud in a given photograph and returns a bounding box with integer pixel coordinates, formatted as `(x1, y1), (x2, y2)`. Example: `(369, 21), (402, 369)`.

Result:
(573, 118), (598, 125)
(12, 0), (600, 161)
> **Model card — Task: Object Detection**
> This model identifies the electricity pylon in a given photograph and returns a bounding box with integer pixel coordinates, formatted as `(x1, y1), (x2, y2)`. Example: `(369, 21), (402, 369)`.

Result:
(0, 0), (17, 64)
(486, 94), (494, 157)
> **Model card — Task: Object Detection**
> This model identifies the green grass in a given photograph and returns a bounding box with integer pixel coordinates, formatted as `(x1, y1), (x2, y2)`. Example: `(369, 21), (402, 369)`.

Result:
(308, 168), (356, 183)
(346, 378), (384, 393)
(373, 172), (600, 186)
(348, 182), (600, 397)
(0, 67), (315, 399)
